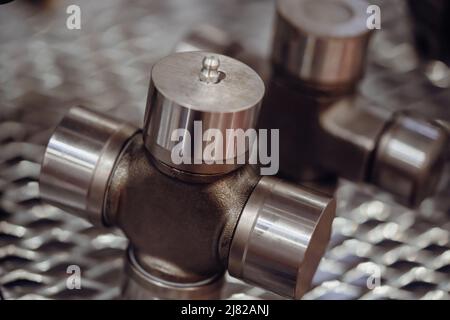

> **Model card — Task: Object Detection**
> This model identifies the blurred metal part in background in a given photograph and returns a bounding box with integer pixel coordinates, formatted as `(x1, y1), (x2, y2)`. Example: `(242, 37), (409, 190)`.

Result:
(371, 112), (448, 206)
(259, 0), (448, 208)
(0, 0), (449, 300)
(272, 0), (371, 91)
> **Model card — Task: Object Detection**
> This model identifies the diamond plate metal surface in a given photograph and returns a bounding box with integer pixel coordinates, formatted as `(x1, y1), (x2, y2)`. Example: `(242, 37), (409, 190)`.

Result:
(0, 0), (449, 300)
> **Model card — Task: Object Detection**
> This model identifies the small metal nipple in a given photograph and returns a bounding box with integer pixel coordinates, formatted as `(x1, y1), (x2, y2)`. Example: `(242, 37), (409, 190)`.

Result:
(199, 56), (221, 84)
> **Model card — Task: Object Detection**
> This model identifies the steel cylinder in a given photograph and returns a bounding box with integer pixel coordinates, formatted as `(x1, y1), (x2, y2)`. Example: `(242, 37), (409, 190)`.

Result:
(228, 176), (336, 299)
(371, 112), (449, 206)
(39, 106), (138, 226)
(272, 0), (372, 89)
(143, 51), (264, 177)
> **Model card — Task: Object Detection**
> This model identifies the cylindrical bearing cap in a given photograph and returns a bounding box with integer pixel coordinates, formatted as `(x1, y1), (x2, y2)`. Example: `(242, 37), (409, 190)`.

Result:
(39, 106), (138, 226)
(272, 0), (372, 87)
(371, 113), (449, 207)
(143, 51), (264, 176)
(122, 247), (224, 300)
(228, 177), (336, 299)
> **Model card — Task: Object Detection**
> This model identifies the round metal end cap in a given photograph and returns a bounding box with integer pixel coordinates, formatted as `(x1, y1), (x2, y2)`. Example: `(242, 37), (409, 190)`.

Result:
(39, 106), (138, 226)
(144, 51), (264, 176)
(228, 176), (336, 299)
(149, 51), (264, 113)
(371, 112), (449, 207)
(272, 0), (372, 87)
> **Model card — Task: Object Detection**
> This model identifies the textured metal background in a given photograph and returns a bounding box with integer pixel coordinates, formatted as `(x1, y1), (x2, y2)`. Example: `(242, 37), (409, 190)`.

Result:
(0, 0), (449, 300)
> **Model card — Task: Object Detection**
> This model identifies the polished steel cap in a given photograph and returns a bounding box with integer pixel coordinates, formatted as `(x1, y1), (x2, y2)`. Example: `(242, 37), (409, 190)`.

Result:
(39, 106), (138, 226)
(228, 176), (336, 299)
(272, 0), (372, 88)
(371, 112), (449, 206)
(143, 51), (264, 176)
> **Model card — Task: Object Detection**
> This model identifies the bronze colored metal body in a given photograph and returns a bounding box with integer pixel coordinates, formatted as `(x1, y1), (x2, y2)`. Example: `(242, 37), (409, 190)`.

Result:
(106, 135), (259, 283)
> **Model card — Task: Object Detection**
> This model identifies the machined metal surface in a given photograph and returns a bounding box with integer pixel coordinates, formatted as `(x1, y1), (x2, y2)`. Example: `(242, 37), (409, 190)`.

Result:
(318, 97), (389, 182)
(39, 106), (138, 226)
(318, 98), (448, 206)
(143, 51), (264, 176)
(35, 46), (336, 298)
(372, 113), (448, 206)
(272, 0), (372, 89)
(259, 0), (377, 183)
(261, 0), (449, 207)
(0, 0), (449, 300)
(229, 177), (335, 299)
